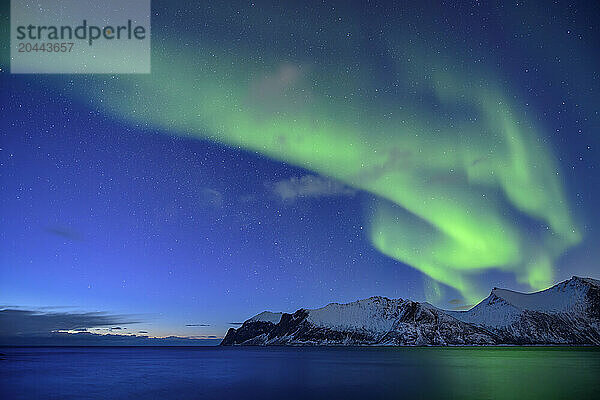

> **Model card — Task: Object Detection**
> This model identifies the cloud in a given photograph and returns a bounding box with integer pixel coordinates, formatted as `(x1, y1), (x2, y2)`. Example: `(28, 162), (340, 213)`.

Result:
(0, 308), (221, 346)
(451, 304), (476, 310)
(269, 175), (355, 201)
(44, 226), (82, 241)
(228, 322), (244, 326)
(249, 63), (311, 115)
(0, 308), (139, 336)
(185, 324), (210, 327)
(198, 188), (224, 209)
(353, 147), (412, 184)
(447, 299), (475, 311)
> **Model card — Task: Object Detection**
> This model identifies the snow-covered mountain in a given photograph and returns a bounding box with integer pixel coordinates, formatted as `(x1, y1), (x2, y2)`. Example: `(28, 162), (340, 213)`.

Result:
(447, 276), (600, 344)
(221, 276), (600, 346)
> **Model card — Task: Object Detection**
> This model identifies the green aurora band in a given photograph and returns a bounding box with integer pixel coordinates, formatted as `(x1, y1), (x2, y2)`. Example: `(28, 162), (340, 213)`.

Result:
(59, 41), (581, 304)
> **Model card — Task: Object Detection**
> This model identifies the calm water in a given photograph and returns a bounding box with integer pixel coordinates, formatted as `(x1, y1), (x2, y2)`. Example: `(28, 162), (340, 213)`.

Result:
(1, 346), (599, 399)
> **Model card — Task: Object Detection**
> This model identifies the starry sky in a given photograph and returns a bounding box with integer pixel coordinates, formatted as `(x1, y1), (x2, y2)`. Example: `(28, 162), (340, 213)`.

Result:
(1, 0), (599, 342)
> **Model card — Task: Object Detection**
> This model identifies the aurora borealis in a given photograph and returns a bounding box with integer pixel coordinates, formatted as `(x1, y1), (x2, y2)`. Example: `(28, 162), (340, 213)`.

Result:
(69, 3), (581, 301)
(1, 0), (599, 340)
(78, 53), (580, 303)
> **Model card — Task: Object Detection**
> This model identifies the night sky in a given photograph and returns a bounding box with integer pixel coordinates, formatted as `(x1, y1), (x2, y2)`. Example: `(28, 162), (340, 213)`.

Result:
(1, 0), (599, 342)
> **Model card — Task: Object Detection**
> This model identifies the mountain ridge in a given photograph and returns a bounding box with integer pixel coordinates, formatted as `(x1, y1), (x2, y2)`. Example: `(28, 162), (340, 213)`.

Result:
(221, 276), (600, 346)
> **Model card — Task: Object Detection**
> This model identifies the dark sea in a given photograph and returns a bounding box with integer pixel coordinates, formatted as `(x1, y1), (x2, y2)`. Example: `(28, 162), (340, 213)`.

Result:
(1, 346), (599, 399)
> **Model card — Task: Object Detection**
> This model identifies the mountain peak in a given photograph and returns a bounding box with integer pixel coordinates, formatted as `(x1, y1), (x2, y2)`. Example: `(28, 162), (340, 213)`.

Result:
(569, 276), (600, 286)
(223, 276), (600, 346)
(248, 311), (283, 324)
(467, 276), (598, 320)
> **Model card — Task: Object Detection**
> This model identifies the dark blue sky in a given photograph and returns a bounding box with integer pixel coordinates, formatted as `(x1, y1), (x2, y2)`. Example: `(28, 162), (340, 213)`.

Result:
(0, 77), (425, 337)
(1, 0), (599, 341)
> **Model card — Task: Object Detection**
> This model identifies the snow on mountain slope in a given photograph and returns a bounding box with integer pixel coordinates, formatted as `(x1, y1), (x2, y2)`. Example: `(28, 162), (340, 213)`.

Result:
(249, 311), (283, 324)
(450, 276), (599, 328)
(447, 291), (521, 327)
(223, 297), (499, 346)
(222, 276), (600, 346)
(491, 276), (596, 313)
(306, 296), (406, 333)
